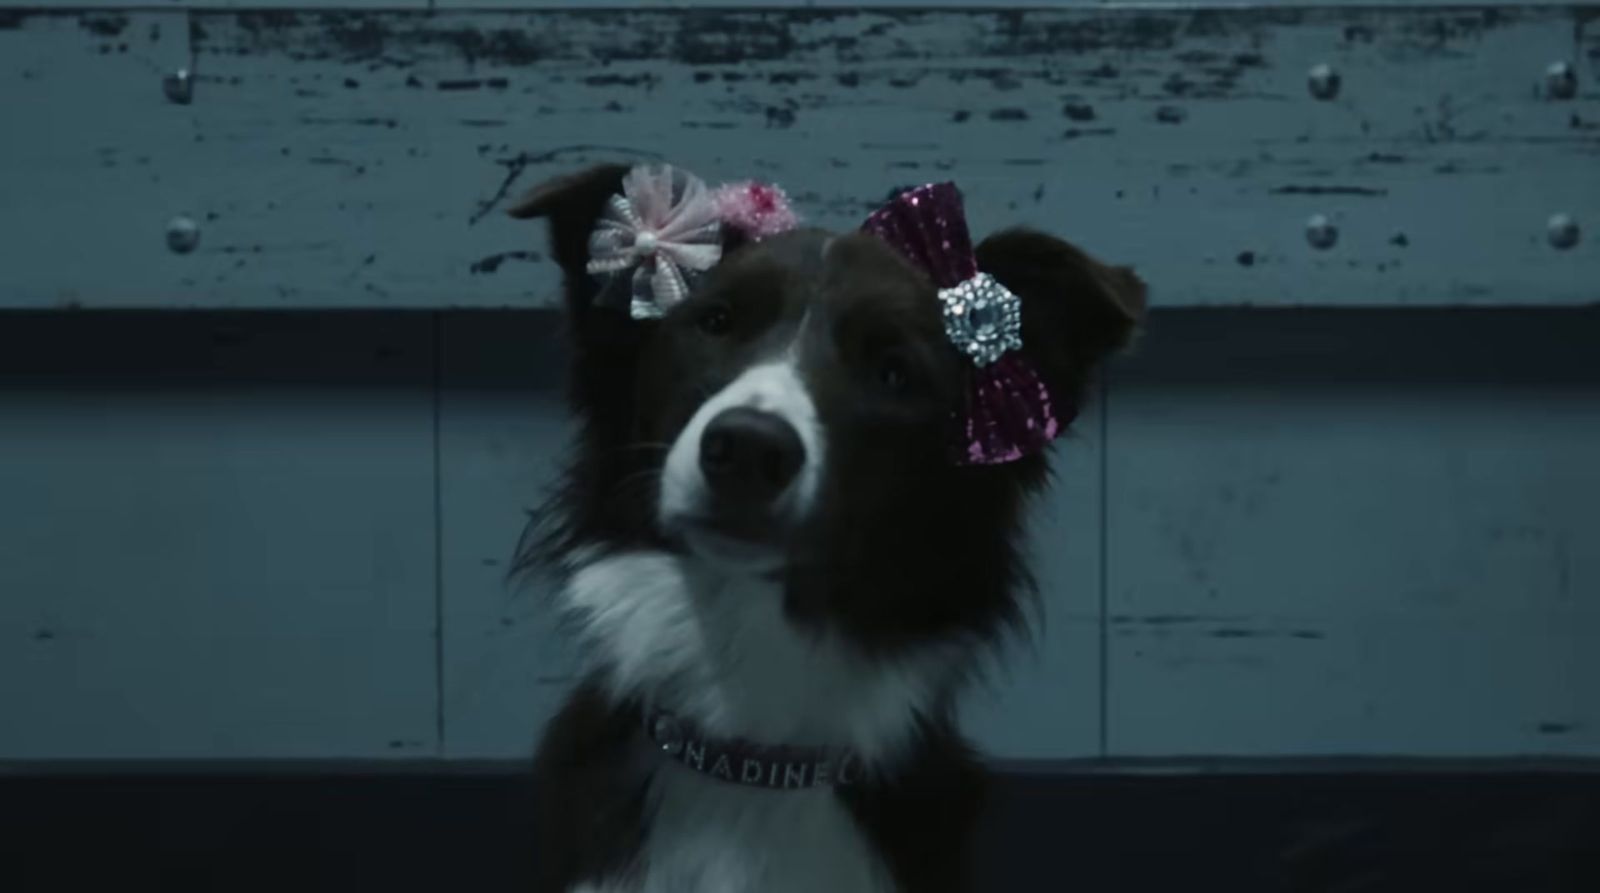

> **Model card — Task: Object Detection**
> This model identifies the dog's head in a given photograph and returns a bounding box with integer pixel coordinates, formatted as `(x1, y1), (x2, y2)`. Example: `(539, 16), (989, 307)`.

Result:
(514, 164), (1143, 651)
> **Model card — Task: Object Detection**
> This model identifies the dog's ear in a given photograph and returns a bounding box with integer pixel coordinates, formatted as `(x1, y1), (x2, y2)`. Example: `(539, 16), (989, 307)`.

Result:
(507, 164), (631, 319)
(974, 228), (1145, 405)
(507, 163), (646, 435)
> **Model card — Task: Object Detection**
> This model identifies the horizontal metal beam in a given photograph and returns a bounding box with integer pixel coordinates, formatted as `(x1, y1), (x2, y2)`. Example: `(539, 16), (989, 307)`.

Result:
(1, 6), (1595, 308)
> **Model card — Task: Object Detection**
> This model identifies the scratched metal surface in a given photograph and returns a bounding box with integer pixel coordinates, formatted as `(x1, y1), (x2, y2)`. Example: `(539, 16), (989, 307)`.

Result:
(435, 312), (582, 758)
(0, 1), (422, 8)
(0, 2), (1579, 9)
(0, 6), (1595, 309)
(1105, 309), (1600, 757)
(959, 400), (1103, 761)
(0, 313), (440, 759)
(433, 312), (1103, 759)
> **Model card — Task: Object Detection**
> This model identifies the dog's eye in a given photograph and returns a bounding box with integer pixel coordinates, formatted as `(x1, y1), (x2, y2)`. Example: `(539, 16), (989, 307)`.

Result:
(877, 356), (912, 393)
(696, 303), (733, 336)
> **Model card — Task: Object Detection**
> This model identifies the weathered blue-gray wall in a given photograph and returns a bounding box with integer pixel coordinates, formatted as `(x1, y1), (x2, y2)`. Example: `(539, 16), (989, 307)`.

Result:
(0, 3), (1596, 762)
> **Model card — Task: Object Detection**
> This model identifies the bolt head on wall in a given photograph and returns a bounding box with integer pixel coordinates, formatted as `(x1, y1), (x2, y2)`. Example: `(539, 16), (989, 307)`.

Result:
(1544, 61), (1578, 100)
(1307, 64), (1342, 101)
(166, 216), (200, 254)
(163, 68), (193, 105)
(1305, 214), (1339, 250)
(1547, 214), (1580, 250)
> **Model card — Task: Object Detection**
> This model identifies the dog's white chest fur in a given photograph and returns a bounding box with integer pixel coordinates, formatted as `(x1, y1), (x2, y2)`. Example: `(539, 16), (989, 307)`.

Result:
(562, 550), (954, 893)
(598, 768), (894, 893)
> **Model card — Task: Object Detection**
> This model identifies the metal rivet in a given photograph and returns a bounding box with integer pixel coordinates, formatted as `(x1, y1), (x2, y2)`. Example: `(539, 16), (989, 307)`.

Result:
(1305, 214), (1339, 250)
(166, 216), (200, 254)
(1307, 63), (1341, 101)
(1547, 213), (1580, 250)
(1545, 61), (1577, 101)
(163, 68), (193, 105)
(650, 714), (684, 755)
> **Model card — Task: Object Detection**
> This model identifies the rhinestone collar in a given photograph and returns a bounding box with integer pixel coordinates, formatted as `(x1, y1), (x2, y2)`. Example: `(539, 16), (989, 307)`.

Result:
(645, 711), (863, 792)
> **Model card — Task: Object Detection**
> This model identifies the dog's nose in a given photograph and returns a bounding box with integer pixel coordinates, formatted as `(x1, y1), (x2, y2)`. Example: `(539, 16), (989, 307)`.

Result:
(699, 407), (804, 504)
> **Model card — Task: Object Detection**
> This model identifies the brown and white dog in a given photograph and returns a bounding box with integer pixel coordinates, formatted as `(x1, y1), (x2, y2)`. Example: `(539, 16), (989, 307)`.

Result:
(508, 164), (1143, 893)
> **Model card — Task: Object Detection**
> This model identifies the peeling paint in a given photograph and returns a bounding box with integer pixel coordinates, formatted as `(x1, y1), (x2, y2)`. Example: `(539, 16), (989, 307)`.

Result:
(437, 77), (509, 92)
(78, 14), (128, 39)
(469, 250), (542, 275)
(1271, 185), (1390, 197)
(3, 6), (1597, 310)
(1210, 629), (1326, 640)
(1537, 722), (1579, 735)
(1110, 614), (1250, 626)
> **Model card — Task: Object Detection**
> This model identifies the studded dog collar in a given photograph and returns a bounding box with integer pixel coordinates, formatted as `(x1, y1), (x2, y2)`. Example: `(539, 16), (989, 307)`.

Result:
(646, 711), (863, 792)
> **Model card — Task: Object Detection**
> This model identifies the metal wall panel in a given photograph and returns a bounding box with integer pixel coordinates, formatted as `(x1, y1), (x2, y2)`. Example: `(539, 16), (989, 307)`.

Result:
(2, 309), (1596, 760)
(958, 401), (1105, 760)
(0, 2), (1571, 9)
(434, 312), (578, 759)
(2, 7), (1594, 309)
(1105, 309), (1600, 756)
(0, 314), (440, 759)
(0, 2), (424, 9)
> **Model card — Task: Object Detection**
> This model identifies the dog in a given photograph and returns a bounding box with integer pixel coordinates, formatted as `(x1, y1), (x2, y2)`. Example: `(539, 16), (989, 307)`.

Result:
(507, 164), (1144, 893)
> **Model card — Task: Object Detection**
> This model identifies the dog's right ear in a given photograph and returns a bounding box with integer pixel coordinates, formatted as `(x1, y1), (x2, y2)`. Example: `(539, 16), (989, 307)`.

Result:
(507, 164), (631, 317)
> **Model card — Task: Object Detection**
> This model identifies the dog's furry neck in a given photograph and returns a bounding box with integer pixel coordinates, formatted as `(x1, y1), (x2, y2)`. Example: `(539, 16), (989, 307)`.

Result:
(562, 549), (962, 768)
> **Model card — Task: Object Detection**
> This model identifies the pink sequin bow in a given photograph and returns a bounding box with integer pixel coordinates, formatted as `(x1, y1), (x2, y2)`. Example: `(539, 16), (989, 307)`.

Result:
(862, 183), (1064, 465)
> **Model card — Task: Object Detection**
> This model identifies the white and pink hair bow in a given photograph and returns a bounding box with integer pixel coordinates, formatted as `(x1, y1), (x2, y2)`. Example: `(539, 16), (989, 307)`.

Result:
(586, 165), (799, 320)
(586, 165), (726, 320)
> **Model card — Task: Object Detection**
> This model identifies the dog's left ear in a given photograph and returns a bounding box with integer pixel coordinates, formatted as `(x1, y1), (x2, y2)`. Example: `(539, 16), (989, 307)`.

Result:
(974, 228), (1146, 401)
(506, 164), (631, 307)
